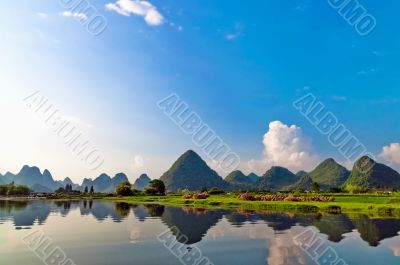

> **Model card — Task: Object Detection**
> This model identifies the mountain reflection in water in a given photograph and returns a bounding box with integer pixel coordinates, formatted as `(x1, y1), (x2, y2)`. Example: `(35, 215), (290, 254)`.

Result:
(0, 200), (400, 265)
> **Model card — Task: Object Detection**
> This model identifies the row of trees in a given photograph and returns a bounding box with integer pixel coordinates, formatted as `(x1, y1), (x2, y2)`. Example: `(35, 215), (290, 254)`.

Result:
(116, 180), (165, 196)
(0, 183), (30, 196)
(55, 184), (94, 194)
(83, 186), (94, 194)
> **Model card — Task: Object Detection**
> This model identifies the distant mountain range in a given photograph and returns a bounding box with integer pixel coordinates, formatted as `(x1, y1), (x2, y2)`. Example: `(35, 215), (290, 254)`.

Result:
(0, 166), (134, 193)
(225, 170), (259, 189)
(2, 150), (400, 193)
(80, 173), (129, 193)
(159, 150), (400, 192)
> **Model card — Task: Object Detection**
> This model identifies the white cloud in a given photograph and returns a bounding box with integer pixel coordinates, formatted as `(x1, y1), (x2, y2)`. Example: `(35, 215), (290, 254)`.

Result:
(60, 11), (88, 21)
(106, 0), (164, 26)
(244, 121), (319, 174)
(379, 143), (400, 165)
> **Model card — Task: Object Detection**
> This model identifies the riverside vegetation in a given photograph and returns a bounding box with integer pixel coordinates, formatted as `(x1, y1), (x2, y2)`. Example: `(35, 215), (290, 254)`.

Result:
(2, 150), (400, 218)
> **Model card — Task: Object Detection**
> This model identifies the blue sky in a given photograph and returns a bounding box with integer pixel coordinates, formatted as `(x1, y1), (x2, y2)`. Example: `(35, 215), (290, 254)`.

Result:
(1, 0), (400, 183)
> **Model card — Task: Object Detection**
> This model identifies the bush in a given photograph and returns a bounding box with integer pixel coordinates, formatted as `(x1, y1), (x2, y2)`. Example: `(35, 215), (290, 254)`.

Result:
(209, 187), (225, 195)
(116, 181), (134, 196)
(144, 187), (158, 196)
(344, 184), (366, 194)
(0, 183), (30, 196)
(147, 180), (165, 196)
(329, 187), (343, 193)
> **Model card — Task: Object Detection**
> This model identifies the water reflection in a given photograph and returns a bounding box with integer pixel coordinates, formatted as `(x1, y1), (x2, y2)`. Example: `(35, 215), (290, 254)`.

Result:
(1, 199), (400, 248)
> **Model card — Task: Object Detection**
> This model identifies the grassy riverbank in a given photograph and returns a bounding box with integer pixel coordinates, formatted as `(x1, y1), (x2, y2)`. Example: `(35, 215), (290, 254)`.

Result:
(102, 193), (400, 217)
(3, 193), (400, 217)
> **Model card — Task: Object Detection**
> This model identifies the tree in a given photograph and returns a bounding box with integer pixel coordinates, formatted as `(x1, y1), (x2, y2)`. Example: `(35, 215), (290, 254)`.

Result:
(148, 179), (165, 195)
(209, 187), (225, 195)
(65, 184), (73, 192)
(84, 186), (89, 193)
(90, 186), (94, 194)
(55, 187), (66, 194)
(116, 181), (134, 196)
(144, 186), (158, 196)
(0, 183), (30, 196)
(312, 182), (320, 192)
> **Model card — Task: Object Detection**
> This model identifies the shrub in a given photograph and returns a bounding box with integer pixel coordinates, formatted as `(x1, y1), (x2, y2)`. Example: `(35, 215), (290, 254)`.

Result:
(147, 180), (166, 196)
(209, 187), (225, 195)
(144, 187), (158, 196)
(116, 181), (134, 196)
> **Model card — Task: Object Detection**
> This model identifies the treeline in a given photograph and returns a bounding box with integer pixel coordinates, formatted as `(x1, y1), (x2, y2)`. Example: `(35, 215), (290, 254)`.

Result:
(116, 180), (165, 196)
(0, 183), (30, 196)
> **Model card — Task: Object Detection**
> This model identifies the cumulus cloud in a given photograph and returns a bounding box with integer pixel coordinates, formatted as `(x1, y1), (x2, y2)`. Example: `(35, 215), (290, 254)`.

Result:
(60, 11), (87, 21)
(106, 0), (164, 26)
(379, 143), (400, 165)
(244, 121), (319, 174)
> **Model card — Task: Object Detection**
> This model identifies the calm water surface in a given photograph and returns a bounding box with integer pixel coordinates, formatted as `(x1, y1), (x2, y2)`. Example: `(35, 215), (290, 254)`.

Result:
(0, 200), (399, 265)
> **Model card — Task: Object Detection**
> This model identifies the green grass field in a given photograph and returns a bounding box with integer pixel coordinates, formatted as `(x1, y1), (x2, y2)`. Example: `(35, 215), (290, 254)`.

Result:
(101, 193), (400, 218)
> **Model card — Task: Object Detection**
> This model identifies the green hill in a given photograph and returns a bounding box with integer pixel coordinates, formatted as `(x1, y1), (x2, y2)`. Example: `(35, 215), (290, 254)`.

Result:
(225, 170), (257, 190)
(308, 158), (350, 188)
(283, 174), (313, 191)
(159, 150), (228, 192)
(258, 166), (299, 191)
(345, 156), (400, 190)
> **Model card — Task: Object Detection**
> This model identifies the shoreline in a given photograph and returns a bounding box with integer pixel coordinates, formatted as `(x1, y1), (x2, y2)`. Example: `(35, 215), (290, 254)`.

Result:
(2, 194), (400, 218)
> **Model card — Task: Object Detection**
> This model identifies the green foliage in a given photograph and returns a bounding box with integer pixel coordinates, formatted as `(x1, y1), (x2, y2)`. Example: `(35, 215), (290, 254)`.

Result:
(209, 187), (225, 195)
(0, 183), (30, 196)
(283, 175), (313, 192)
(329, 187), (343, 193)
(144, 186), (158, 195)
(312, 182), (321, 192)
(259, 166), (299, 191)
(345, 156), (400, 190)
(159, 150), (227, 192)
(308, 158), (350, 188)
(116, 181), (134, 196)
(147, 179), (166, 195)
(55, 186), (80, 195)
(344, 184), (367, 194)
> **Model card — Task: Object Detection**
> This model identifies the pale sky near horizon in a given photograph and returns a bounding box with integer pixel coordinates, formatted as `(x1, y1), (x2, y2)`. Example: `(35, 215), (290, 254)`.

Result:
(1, 0), (400, 184)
